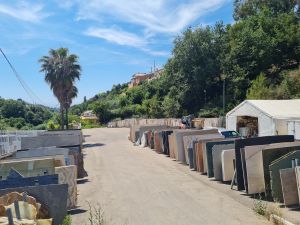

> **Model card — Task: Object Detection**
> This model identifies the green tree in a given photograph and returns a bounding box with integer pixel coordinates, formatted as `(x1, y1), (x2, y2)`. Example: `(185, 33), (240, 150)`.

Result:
(39, 48), (81, 129)
(0, 99), (26, 118)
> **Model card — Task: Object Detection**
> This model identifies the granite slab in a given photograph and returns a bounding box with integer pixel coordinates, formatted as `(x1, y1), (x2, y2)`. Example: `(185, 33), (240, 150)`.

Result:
(234, 135), (294, 191)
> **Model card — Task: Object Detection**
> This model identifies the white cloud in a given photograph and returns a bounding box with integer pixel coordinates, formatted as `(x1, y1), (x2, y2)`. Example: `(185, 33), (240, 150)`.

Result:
(75, 0), (230, 34)
(84, 27), (147, 48)
(0, 1), (47, 23)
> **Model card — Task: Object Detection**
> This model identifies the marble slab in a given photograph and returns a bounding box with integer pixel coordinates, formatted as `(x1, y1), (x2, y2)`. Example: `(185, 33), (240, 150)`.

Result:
(183, 133), (222, 165)
(295, 166), (300, 206)
(245, 142), (300, 194)
(280, 168), (299, 206)
(0, 184), (68, 225)
(55, 165), (77, 209)
(235, 135), (294, 191)
(222, 149), (235, 181)
(270, 151), (300, 202)
(212, 144), (235, 180)
(162, 130), (173, 156)
(173, 130), (218, 163)
(0, 173), (58, 189)
(206, 140), (234, 178)
(0, 158), (56, 179)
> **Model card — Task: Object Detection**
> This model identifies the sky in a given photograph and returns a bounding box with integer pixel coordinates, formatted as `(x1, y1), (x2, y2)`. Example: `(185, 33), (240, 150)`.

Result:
(0, 0), (234, 107)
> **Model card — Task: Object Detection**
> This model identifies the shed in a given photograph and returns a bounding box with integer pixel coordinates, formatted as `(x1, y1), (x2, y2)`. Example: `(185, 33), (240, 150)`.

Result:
(226, 100), (300, 137)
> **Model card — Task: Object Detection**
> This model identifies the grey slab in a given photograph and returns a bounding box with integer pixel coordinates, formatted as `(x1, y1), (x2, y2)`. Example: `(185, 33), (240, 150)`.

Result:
(212, 144), (234, 180)
(280, 168), (299, 206)
(245, 142), (300, 194)
(206, 140), (235, 178)
(15, 147), (70, 158)
(0, 184), (68, 225)
(222, 149), (235, 181)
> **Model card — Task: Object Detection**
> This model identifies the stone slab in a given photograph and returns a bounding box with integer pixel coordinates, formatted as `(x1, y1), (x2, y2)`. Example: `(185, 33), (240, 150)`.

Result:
(222, 149), (235, 181)
(234, 135), (294, 191)
(245, 142), (300, 195)
(15, 147), (70, 159)
(162, 130), (173, 156)
(295, 166), (300, 206)
(21, 134), (82, 150)
(206, 140), (235, 178)
(0, 174), (59, 189)
(280, 168), (299, 206)
(212, 144), (234, 180)
(269, 151), (300, 202)
(0, 158), (56, 180)
(0, 184), (68, 225)
(55, 165), (77, 209)
(183, 133), (223, 165)
(174, 130), (218, 163)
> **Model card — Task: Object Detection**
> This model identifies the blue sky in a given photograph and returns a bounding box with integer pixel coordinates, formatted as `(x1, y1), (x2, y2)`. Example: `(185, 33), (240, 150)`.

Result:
(0, 0), (233, 107)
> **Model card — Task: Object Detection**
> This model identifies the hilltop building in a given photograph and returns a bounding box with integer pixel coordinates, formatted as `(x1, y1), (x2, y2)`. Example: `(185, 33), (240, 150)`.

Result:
(128, 69), (164, 88)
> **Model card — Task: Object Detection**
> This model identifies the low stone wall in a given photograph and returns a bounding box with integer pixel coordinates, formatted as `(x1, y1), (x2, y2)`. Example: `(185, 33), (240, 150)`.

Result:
(108, 118), (181, 128)
(108, 117), (225, 128)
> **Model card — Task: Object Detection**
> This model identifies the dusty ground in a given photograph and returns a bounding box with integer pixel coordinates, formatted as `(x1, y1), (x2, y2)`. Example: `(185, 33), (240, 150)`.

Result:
(72, 128), (270, 225)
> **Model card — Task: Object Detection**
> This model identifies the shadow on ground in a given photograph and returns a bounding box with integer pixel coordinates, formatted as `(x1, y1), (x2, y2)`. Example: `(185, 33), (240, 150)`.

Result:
(77, 178), (89, 185)
(83, 143), (105, 148)
(68, 208), (88, 215)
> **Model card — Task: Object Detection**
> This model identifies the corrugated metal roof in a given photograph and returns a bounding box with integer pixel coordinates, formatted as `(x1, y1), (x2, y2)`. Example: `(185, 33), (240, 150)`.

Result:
(228, 100), (300, 119)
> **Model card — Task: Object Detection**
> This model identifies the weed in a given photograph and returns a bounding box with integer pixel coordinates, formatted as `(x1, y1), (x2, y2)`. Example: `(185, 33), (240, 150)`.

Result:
(86, 202), (106, 225)
(253, 195), (268, 217)
(60, 215), (72, 225)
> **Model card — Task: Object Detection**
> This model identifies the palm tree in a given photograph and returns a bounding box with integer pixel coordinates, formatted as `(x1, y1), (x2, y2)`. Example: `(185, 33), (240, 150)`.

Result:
(39, 48), (81, 129)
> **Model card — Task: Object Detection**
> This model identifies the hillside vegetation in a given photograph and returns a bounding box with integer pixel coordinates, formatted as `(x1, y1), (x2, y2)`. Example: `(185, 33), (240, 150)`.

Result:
(0, 98), (54, 130)
(70, 0), (300, 124)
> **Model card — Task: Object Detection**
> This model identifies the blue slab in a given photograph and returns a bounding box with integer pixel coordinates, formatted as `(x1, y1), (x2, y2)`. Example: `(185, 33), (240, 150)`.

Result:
(0, 174), (59, 189)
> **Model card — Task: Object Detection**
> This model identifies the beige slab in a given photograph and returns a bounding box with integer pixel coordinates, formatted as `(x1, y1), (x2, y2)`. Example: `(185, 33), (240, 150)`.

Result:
(280, 168), (299, 206)
(55, 165), (77, 209)
(246, 142), (300, 194)
(222, 149), (235, 182)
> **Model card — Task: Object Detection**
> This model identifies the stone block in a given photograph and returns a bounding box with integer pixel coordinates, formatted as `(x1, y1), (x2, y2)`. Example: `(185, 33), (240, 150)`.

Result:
(0, 184), (68, 225)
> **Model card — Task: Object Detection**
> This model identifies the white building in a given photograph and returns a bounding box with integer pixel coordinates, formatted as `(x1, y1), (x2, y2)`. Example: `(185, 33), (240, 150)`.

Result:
(226, 100), (300, 137)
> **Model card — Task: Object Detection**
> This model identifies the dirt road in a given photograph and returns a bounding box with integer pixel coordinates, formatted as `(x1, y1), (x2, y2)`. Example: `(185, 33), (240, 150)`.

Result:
(72, 128), (269, 225)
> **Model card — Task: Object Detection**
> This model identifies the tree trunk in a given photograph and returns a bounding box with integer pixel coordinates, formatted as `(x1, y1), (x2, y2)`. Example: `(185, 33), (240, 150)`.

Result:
(60, 104), (65, 130)
(65, 107), (69, 130)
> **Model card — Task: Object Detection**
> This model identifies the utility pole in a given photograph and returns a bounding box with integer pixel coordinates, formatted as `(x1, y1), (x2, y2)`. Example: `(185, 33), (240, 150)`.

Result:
(204, 89), (207, 105)
(223, 79), (226, 114)
(153, 60), (156, 72)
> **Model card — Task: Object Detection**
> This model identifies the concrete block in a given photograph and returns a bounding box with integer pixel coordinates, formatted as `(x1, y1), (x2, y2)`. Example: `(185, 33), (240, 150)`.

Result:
(0, 184), (68, 225)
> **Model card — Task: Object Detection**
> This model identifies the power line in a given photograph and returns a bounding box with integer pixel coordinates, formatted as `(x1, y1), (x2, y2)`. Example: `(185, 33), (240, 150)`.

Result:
(0, 48), (46, 105)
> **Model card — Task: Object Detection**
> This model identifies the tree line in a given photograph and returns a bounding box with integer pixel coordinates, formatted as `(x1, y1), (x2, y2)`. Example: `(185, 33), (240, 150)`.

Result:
(70, 0), (300, 124)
